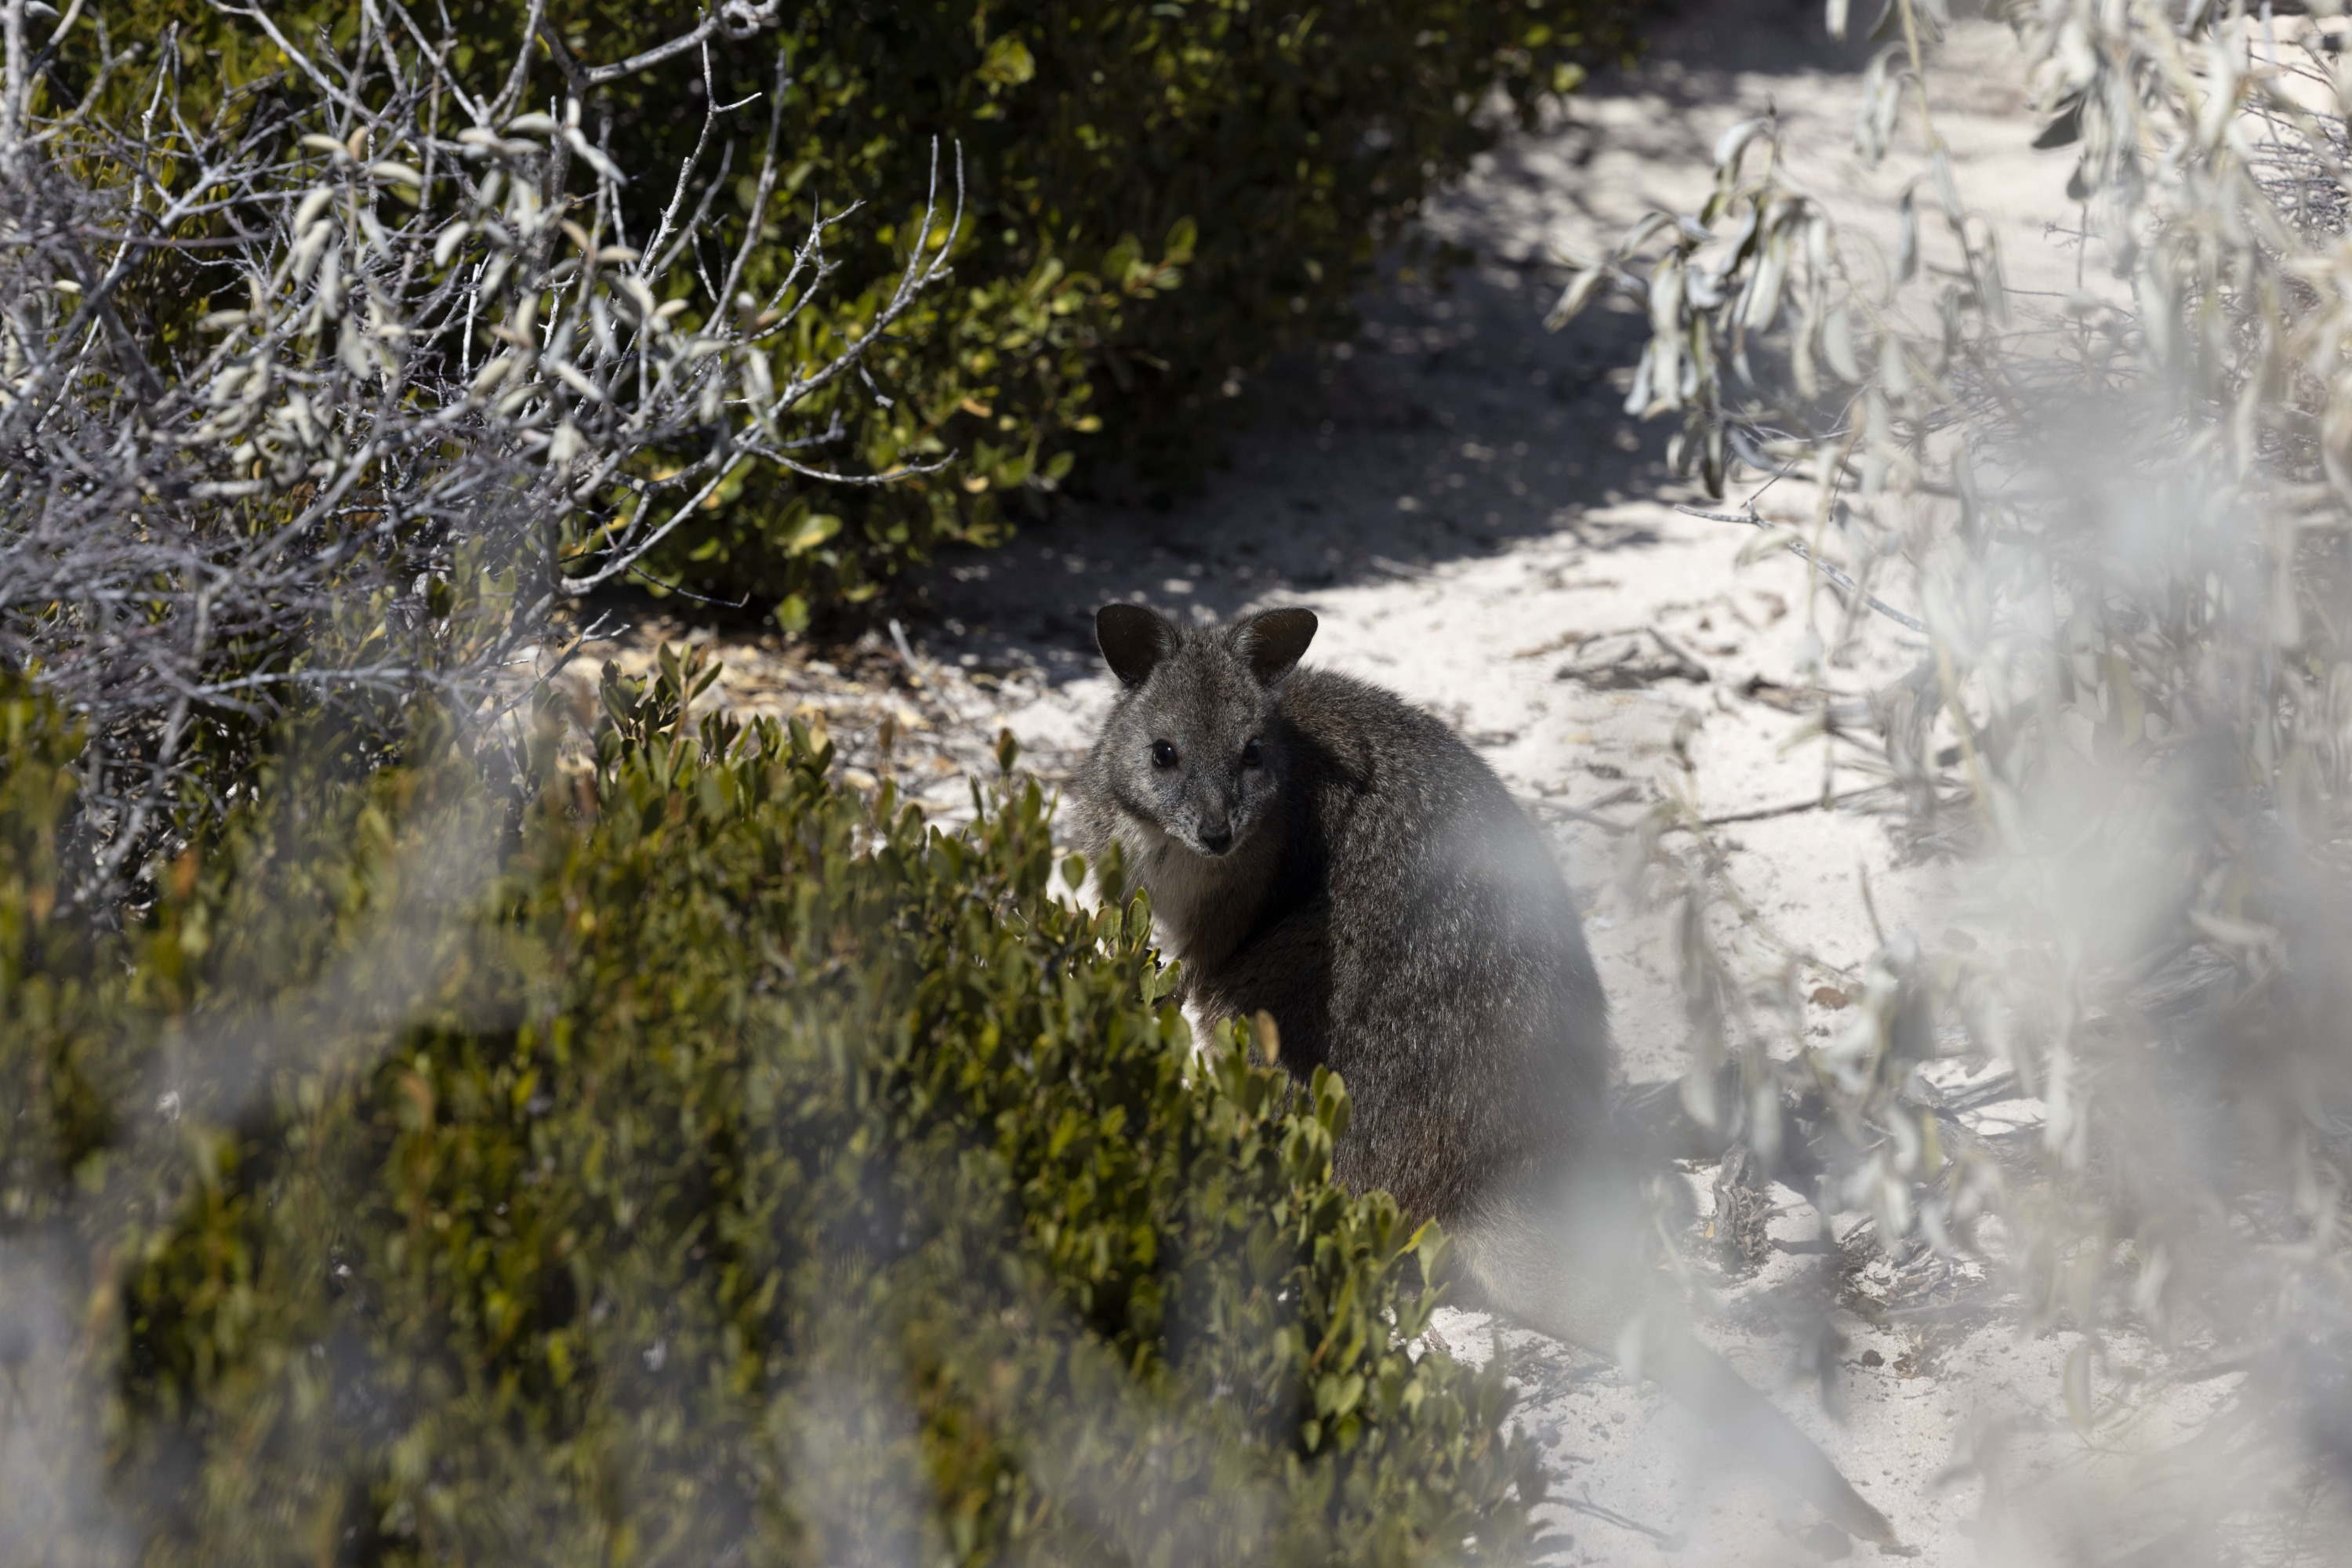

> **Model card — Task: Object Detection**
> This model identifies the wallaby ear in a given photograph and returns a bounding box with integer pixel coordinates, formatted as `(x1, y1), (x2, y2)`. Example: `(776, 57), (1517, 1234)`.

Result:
(1235, 608), (1317, 686)
(1096, 603), (1178, 688)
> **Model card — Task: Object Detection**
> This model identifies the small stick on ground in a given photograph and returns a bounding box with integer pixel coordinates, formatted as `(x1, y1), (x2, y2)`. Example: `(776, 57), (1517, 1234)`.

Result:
(888, 618), (927, 685)
(1558, 1489), (1686, 1548)
(888, 616), (979, 729)
(1700, 782), (1895, 826)
(1675, 503), (1928, 634)
(1530, 782), (1641, 830)
(1646, 621), (1712, 682)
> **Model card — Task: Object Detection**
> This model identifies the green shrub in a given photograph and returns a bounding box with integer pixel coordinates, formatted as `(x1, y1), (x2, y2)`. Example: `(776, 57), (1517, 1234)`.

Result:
(100, 0), (1646, 622)
(0, 659), (1545, 1565)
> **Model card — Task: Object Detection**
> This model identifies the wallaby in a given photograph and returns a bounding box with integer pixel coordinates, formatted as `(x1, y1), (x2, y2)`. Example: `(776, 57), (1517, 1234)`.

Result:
(1069, 602), (1897, 1549)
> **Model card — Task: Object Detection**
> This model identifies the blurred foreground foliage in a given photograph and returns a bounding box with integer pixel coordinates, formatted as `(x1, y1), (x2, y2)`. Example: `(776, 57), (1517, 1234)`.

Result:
(103, 0), (1647, 621)
(1558, 0), (2352, 1548)
(0, 659), (1544, 1565)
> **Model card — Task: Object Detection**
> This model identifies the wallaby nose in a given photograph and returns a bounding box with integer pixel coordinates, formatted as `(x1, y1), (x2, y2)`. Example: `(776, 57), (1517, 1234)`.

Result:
(1200, 823), (1234, 855)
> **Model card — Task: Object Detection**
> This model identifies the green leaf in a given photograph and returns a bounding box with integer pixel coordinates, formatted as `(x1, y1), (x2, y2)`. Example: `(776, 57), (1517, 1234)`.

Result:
(784, 513), (842, 555)
(978, 35), (1036, 89)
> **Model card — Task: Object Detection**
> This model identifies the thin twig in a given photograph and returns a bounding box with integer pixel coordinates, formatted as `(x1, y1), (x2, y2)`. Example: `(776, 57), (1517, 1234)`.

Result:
(1530, 782), (1642, 830)
(574, 13), (724, 87)
(1675, 503), (1929, 633)
(1700, 782), (1895, 826)
(1557, 1490), (1686, 1548)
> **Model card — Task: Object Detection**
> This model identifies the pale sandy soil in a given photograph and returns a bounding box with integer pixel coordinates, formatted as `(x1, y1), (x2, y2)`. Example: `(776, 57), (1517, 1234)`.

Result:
(579, 5), (2253, 1561)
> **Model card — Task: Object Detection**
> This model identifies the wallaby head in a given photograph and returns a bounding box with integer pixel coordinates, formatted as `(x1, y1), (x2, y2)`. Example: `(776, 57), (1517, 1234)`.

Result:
(1091, 603), (1317, 859)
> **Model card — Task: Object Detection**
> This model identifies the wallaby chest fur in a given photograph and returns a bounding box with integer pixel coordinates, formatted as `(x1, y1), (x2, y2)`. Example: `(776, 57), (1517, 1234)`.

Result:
(1069, 607), (1612, 1230)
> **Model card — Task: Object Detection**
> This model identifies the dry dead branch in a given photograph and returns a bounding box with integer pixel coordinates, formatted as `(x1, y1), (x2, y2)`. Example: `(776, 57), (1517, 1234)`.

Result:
(0, 0), (959, 901)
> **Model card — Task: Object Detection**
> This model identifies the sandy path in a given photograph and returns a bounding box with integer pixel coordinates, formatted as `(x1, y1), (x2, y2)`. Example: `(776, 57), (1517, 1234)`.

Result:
(580, 7), (2220, 1560)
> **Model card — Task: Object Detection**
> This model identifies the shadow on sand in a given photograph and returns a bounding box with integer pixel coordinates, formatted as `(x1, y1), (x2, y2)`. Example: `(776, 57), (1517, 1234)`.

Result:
(891, 0), (1878, 684)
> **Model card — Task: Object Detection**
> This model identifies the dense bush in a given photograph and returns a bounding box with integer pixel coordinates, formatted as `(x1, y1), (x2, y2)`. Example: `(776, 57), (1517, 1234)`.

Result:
(0, 657), (1546, 1565)
(108, 0), (1647, 619)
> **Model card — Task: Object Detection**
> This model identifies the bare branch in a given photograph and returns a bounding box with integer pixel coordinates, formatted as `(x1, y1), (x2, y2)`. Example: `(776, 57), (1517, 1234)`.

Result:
(1, 3), (957, 904)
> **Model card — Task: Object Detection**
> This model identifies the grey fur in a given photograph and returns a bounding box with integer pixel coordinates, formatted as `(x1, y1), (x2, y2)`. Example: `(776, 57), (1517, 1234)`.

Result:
(1069, 604), (1898, 1549)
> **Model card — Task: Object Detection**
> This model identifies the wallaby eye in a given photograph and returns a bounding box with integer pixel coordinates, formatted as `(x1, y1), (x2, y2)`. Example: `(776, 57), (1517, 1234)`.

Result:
(1241, 738), (1263, 768)
(1151, 740), (1178, 769)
